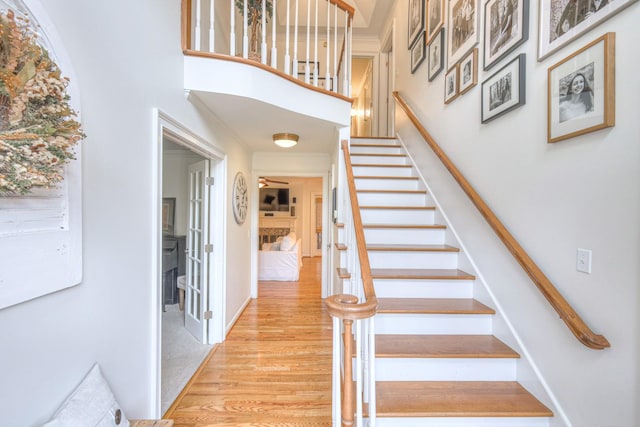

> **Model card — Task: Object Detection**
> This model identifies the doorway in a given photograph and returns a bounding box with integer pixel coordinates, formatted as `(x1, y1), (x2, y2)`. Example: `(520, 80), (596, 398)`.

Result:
(154, 111), (226, 416)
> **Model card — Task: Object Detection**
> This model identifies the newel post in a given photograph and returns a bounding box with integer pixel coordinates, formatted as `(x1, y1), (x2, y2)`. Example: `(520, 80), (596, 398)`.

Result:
(342, 319), (355, 427)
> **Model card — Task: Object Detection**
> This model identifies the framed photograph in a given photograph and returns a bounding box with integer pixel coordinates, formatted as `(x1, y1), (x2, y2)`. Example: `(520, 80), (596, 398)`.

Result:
(427, 0), (445, 42)
(409, 0), (426, 49)
(483, 0), (529, 70)
(444, 65), (459, 103)
(297, 60), (319, 77)
(459, 48), (478, 95)
(411, 32), (427, 73)
(548, 33), (615, 143)
(162, 197), (176, 235)
(318, 77), (334, 91)
(481, 53), (526, 123)
(428, 28), (445, 81)
(538, 0), (636, 60)
(447, 0), (479, 69)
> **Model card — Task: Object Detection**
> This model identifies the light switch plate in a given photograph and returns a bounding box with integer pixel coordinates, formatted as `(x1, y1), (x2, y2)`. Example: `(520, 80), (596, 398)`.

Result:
(577, 248), (592, 274)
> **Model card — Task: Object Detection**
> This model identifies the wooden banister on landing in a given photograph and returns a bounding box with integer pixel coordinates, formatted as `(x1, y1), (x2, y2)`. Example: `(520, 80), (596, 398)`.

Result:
(393, 91), (610, 350)
(325, 140), (378, 427)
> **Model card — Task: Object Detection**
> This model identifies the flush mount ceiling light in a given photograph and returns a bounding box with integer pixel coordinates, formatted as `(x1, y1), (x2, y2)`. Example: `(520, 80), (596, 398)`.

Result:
(273, 133), (299, 148)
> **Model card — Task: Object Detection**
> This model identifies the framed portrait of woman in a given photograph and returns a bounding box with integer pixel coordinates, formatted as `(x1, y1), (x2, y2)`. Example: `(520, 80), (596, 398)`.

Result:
(538, 0), (635, 60)
(444, 65), (459, 104)
(459, 48), (478, 95)
(547, 33), (615, 142)
(428, 28), (445, 81)
(447, 0), (479, 68)
(483, 0), (529, 70)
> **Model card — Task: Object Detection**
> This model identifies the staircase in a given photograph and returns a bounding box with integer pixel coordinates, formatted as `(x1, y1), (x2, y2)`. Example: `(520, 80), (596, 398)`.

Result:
(341, 137), (553, 426)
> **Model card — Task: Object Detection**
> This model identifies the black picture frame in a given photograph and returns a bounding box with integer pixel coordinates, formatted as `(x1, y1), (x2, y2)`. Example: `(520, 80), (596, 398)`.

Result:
(411, 32), (427, 73)
(481, 53), (526, 123)
(428, 28), (445, 81)
(408, 0), (426, 49)
(483, 0), (529, 70)
(162, 197), (176, 235)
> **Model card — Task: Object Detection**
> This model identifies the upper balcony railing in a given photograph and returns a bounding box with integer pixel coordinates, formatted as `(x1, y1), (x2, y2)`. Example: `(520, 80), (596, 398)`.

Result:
(182, 0), (354, 97)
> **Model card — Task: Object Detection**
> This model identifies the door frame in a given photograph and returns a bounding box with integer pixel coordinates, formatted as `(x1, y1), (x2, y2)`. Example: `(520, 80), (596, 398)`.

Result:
(152, 109), (227, 416)
(251, 171), (331, 299)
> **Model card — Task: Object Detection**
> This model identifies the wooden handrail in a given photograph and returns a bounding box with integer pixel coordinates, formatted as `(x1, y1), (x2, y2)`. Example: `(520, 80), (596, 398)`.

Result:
(325, 140), (378, 320)
(393, 91), (610, 350)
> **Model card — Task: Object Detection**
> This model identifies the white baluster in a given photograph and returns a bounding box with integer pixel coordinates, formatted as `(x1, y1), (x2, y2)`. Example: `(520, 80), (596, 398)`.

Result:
(293, 0), (299, 78)
(348, 20), (352, 97)
(261, 0), (267, 63)
(230, 0), (236, 56)
(284, 0), (291, 74)
(209, 0), (214, 52)
(195, 0), (202, 50)
(325, 0), (331, 90)
(271, 0), (278, 68)
(368, 317), (377, 426)
(313, 0), (318, 86)
(243, 0), (248, 58)
(356, 319), (363, 427)
(343, 10), (348, 96)
(305, 0), (311, 84)
(333, 3), (337, 92)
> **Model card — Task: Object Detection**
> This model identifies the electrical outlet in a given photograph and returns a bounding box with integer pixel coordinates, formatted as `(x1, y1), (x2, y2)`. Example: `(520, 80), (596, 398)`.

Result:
(576, 248), (592, 274)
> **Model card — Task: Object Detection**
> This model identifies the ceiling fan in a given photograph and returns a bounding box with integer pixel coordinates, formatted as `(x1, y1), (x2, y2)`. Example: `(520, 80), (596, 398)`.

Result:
(258, 177), (289, 188)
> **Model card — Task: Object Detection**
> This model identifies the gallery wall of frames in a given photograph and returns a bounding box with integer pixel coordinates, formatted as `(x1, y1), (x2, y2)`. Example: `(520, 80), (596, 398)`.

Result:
(408, 0), (633, 142)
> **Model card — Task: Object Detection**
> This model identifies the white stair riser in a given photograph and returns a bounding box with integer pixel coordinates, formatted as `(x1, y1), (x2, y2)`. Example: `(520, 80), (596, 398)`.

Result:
(352, 165), (414, 177)
(373, 417), (550, 427)
(364, 228), (446, 245)
(350, 145), (403, 154)
(361, 209), (435, 225)
(351, 138), (399, 146)
(368, 251), (458, 269)
(373, 279), (474, 299)
(350, 155), (408, 165)
(376, 313), (492, 335)
(355, 178), (421, 191)
(374, 358), (517, 381)
(357, 192), (427, 206)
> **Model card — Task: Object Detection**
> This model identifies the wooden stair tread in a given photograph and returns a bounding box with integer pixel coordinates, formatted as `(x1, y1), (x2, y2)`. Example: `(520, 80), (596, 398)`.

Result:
(360, 206), (435, 210)
(351, 136), (397, 140)
(335, 243), (347, 250)
(350, 153), (407, 157)
(377, 298), (494, 314)
(367, 244), (459, 252)
(357, 189), (426, 194)
(354, 175), (419, 180)
(375, 335), (518, 358)
(350, 143), (401, 148)
(352, 163), (413, 168)
(375, 381), (553, 417)
(334, 222), (344, 228)
(364, 224), (446, 229)
(336, 268), (350, 279)
(371, 268), (475, 280)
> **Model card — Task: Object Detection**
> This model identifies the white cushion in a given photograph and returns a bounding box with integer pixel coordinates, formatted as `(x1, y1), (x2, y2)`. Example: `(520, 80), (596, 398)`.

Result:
(280, 235), (294, 251)
(44, 364), (129, 427)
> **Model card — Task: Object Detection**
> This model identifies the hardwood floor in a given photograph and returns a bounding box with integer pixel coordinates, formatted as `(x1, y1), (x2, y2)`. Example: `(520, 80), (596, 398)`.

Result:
(165, 256), (333, 426)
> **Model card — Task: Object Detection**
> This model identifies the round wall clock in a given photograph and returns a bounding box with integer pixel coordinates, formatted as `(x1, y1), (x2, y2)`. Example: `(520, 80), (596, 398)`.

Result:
(232, 171), (248, 224)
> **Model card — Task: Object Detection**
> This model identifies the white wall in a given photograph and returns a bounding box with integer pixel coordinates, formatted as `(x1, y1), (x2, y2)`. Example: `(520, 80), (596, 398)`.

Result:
(388, 2), (640, 426)
(0, 0), (253, 424)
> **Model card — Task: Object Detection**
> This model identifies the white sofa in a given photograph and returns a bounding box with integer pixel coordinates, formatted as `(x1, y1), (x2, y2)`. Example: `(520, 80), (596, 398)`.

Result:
(258, 234), (302, 281)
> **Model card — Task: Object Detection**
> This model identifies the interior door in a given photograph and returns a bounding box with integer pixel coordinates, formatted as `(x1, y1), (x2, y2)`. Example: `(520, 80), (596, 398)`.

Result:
(185, 159), (210, 343)
(311, 192), (323, 257)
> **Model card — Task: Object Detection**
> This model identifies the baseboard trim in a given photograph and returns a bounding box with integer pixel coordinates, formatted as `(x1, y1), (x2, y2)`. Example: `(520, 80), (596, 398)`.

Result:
(225, 295), (252, 337)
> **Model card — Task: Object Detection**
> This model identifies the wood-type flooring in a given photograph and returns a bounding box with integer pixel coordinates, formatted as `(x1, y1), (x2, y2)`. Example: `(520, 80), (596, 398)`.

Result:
(165, 256), (332, 426)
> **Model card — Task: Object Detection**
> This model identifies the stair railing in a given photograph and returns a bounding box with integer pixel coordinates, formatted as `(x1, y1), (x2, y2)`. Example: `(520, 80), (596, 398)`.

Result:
(393, 91), (610, 350)
(326, 140), (378, 426)
(181, 0), (353, 97)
